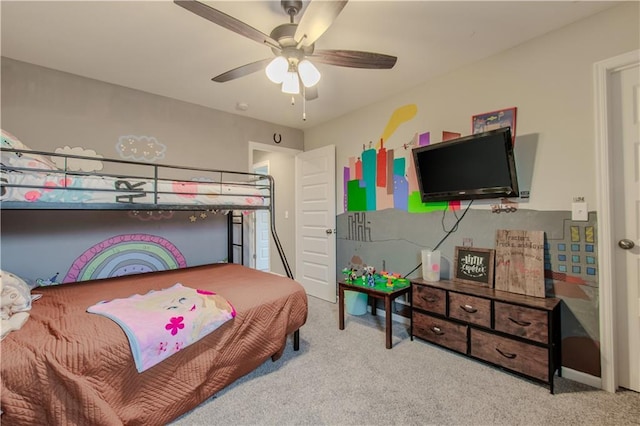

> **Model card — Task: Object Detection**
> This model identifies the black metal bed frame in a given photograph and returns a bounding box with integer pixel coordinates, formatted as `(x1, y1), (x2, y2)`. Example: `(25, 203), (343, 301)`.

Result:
(1, 147), (300, 348)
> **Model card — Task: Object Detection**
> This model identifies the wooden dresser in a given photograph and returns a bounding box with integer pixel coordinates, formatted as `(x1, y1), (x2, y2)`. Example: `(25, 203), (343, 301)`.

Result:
(411, 278), (562, 393)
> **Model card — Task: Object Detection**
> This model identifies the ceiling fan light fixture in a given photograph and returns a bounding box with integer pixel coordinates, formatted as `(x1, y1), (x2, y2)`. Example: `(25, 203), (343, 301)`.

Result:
(265, 56), (288, 83)
(298, 59), (321, 88)
(282, 71), (300, 94)
(179, 0), (399, 107)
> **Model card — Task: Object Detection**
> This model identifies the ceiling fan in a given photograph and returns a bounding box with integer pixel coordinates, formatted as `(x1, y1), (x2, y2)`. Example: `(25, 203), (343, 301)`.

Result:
(174, 0), (397, 100)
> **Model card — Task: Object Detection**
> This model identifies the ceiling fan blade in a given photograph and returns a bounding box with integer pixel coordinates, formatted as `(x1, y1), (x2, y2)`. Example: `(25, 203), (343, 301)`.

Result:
(174, 0), (279, 48)
(294, 0), (348, 47)
(212, 58), (273, 83)
(304, 85), (319, 101)
(311, 50), (397, 69)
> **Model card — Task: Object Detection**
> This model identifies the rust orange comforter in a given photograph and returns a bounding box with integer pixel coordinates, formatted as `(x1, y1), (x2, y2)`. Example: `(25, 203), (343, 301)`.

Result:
(0, 263), (308, 425)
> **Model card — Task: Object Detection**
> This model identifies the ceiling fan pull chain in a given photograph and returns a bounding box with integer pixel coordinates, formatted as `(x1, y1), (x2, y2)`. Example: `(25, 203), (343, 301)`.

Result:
(303, 87), (307, 121)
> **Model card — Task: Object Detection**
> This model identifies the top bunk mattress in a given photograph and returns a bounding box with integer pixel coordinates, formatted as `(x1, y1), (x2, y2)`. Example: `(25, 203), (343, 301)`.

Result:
(1, 168), (268, 208)
(0, 130), (270, 210)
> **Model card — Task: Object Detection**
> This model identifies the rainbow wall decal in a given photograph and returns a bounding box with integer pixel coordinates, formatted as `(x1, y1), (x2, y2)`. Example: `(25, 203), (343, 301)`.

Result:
(64, 233), (187, 282)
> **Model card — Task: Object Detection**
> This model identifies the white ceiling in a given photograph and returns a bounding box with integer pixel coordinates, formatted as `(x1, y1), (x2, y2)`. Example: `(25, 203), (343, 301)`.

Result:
(1, 1), (619, 130)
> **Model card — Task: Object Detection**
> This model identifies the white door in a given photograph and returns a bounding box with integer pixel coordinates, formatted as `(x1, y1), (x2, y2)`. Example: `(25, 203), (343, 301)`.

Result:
(611, 63), (640, 392)
(253, 162), (270, 272)
(295, 145), (336, 302)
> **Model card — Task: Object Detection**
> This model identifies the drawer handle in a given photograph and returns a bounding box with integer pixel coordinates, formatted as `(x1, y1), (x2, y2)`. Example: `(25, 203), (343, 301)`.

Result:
(508, 317), (532, 327)
(421, 296), (437, 303)
(430, 326), (444, 336)
(495, 348), (517, 359)
(460, 304), (478, 313)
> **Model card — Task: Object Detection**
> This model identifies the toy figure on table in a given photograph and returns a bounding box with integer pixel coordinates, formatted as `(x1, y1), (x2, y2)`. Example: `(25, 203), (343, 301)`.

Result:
(380, 271), (408, 289)
(380, 271), (396, 288)
(341, 267), (358, 283)
(363, 265), (376, 287)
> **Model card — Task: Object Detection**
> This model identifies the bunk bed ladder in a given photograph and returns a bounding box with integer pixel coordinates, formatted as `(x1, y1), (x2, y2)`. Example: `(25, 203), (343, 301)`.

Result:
(228, 211), (244, 265)
(265, 174), (297, 349)
(267, 175), (294, 280)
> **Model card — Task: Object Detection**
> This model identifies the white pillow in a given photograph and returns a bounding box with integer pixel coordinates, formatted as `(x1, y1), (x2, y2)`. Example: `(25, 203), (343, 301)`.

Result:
(0, 270), (39, 319)
(1, 129), (58, 171)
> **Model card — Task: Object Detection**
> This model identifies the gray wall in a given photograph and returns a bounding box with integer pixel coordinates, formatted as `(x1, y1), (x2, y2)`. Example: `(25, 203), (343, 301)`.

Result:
(1, 58), (303, 284)
(1, 210), (229, 282)
(305, 3), (640, 211)
(305, 3), (640, 379)
(2, 58), (303, 170)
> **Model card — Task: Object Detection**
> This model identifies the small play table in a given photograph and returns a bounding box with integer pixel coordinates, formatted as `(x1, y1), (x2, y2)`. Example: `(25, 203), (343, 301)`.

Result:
(338, 276), (411, 349)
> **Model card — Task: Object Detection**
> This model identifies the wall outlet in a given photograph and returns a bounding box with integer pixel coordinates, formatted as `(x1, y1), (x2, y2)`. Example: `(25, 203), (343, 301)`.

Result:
(571, 202), (588, 221)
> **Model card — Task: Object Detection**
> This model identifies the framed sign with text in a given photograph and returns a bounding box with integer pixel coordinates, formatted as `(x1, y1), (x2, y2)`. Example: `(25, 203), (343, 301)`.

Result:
(453, 246), (496, 287)
(494, 229), (545, 297)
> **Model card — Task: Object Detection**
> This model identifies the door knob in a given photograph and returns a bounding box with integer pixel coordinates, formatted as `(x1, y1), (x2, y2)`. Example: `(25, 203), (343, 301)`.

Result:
(326, 229), (333, 235)
(618, 239), (635, 250)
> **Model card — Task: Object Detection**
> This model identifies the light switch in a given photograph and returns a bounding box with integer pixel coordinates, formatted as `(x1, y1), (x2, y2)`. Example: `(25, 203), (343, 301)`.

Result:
(571, 202), (588, 221)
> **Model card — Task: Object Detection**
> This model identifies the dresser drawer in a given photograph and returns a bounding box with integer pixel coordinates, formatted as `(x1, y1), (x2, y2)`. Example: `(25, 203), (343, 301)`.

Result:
(449, 292), (491, 328)
(412, 284), (446, 315)
(494, 302), (549, 344)
(413, 311), (467, 354)
(470, 328), (548, 381)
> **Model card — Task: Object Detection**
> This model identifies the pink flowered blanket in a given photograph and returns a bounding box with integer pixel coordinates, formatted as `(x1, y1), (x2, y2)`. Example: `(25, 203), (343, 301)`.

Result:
(87, 283), (235, 372)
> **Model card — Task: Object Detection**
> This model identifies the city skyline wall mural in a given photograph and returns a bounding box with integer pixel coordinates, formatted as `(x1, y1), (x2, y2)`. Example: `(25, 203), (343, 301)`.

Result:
(343, 104), (461, 213)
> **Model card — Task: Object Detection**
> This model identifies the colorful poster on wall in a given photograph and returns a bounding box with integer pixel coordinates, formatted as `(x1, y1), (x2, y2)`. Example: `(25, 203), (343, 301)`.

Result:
(472, 107), (517, 144)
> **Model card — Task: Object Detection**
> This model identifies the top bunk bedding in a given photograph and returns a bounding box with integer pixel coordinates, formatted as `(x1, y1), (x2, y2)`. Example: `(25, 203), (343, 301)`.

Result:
(0, 131), (270, 211)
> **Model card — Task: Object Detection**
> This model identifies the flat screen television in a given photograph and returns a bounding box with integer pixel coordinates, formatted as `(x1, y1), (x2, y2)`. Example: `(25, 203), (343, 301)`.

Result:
(412, 127), (519, 202)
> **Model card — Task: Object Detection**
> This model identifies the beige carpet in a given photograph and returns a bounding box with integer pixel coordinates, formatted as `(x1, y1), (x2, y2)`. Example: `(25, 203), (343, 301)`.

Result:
(171, 295), (639, 425)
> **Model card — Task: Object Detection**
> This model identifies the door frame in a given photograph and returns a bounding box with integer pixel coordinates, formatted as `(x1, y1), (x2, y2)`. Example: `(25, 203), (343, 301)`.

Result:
(594, 49), (640, 393)
(248, 141), (302, 273)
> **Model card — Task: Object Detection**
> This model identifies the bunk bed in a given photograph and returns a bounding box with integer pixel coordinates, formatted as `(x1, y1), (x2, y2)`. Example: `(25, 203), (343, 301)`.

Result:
(0, 140), (308, 425)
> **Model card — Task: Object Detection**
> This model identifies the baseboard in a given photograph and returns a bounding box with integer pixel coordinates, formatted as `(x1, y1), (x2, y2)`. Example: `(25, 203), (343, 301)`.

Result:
(560, 367), (602, 389)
